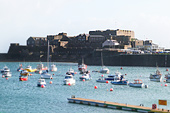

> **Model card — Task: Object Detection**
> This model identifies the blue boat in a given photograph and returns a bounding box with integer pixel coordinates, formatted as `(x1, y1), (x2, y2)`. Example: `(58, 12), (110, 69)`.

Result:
(111, 80), (128, 85)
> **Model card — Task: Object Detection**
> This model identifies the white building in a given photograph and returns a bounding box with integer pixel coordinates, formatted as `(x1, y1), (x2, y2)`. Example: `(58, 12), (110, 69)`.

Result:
(102, 39), (119, 48)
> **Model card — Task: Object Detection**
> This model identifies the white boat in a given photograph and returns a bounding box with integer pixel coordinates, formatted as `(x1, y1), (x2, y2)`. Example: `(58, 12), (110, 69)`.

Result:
(165, 74), (170, 83)
(99, 52), (109, 74)
(66, 68), (75, 75)
(37, 78), (46, 87)
(100, 66), (109, 74)
(150, 69), (162, 82)
(63, 74), (75, 85)
(78, 58), (87, 71)
(3, 72), (12, 77)
(79, 73), (92, 81)
(96, 77), (109, 83)
(104, 71), (122, 81)
(1, 66), (10, 73)
(36, 63), (48, 71)
(50, 64), (57, 72)
(41, 71), (52, 79)
(129, 79), (144, 88)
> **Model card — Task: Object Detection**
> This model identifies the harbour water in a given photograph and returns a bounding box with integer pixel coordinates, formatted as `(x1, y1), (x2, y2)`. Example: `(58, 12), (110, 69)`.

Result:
(0, 62), (170, 113)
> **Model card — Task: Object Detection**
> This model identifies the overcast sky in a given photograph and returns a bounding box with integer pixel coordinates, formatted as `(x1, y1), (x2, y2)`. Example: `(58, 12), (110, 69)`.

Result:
(0, 0), (170, 53)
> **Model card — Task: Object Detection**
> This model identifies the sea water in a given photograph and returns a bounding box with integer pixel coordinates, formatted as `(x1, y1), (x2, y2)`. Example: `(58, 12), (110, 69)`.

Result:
(0, 62), (170, 113)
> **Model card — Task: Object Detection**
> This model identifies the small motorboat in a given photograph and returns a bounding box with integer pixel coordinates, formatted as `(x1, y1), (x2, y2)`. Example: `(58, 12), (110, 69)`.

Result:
(150, 69), (162, 82)
(63, 74), (75, 85)
(50, 64), (57, 72)
(78, 63), (87, 71)
(3, 72), (12, 77)
(19, 75), (28, 81)
(66, 68), (75, 75)
(41, 71), (52, 79)
(79, 73), (92, 81)
(36, 63), (48, 71)
(20, 70), (29, 76)
(17, 64), (23, 72)
(1, 66), (10, 73)
(37, 78), (46, 87)
(24, 65), (37, 72)
(99, 66), (109, 74)
(128, 79), (144, 88)
(104, 71), (122, 81)
(111, 75), (128, 85)
(96, 77), (109, 83)
(165, 74), (170, 83)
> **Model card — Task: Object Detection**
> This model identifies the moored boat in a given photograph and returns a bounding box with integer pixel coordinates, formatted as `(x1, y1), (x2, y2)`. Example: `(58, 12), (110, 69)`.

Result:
(79, 73), (92, 81)
(1, 66), (10, 73)
(41, 71), (52, 79)
(128, 79), (144, 88)
(20, 70), (29, 76)
(104, 71), (122, 81)
(24, 65), (37, 72)
(19, 75), (28, 81)
(66, 68), (75, 75)
(37, 78), (46, 87)
(3, 72), (12, 77)
(165, 74), (170, 83)
(150, 68), (162, 82)
(111, 75), (128, 85)
(63, 74), (75, 85)
(100, 66), (109, 74)
(50, 64), (57, 72)
(17, 64), (23, 72)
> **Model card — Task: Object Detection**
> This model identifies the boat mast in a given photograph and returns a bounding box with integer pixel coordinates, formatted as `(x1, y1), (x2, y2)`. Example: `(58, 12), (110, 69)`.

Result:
(101, 51), (103, 66)
(47, 40), (49, 70)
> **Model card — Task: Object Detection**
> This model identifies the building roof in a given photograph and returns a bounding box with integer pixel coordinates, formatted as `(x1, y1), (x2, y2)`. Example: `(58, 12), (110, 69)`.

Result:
(89, 35), (104, 38)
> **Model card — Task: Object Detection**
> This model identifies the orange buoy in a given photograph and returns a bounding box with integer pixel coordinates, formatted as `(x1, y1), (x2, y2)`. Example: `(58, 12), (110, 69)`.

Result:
(110, 88), (113, 91)
(83, 79), (85, 82)
(75, 72), (77, 74)
(41, 85), (45, 88)
(161, 84), (163, 86)
(94, 86), (98, 89)
(2, 75), (5, 78)
(166, 69), (169, 71)
(6, 78), (8, 80)
(165, 84), (168, 87)
(125, 74), (127, 75)
(50, 81), (52, 84)
(120, 67), (123, 69)
(53, 74), (54, 75)
(164, 80), (166, 82)
(101, 75), (104, 77)
(68, 83), (71, 86)
(106, 81), (109, 83)
(51, 78), (53, 79)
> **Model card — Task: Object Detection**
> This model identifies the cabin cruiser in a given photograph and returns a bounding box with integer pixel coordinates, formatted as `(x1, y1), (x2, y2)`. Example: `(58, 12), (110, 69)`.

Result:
(104, 71), (122, 81)
(37, 78), (46, 87)
(79, 73), (92, 81)
(66, 68), (75, 75)
(1, 66), (10, 73)
(24, 65), (37, 72)
(150, 69), (162, 82)
(41, 71), (52, 79)
(99, 66), (109, 74)
(20, 70), (29, 76)
(50, 64), (57, 72)
(63, 74), (75, 85)
(3, 72), (12, 77)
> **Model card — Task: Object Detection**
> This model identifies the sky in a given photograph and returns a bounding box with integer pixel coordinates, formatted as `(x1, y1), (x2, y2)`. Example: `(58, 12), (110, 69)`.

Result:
(0, 0), (170, 53)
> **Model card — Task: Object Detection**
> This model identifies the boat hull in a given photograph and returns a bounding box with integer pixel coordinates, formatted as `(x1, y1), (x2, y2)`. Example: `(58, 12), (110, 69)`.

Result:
(111, 80), (128, 85)
(129, 83), (144, 88)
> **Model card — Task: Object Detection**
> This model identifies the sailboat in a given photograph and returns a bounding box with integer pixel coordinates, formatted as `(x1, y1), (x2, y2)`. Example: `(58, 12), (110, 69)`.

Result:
(41, 40), (53, 79)
(99, 52), (109, 74)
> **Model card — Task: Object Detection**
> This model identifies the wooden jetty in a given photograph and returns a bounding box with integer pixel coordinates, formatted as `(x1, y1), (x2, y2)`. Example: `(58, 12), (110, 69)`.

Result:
(67, 96), (170, 113)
